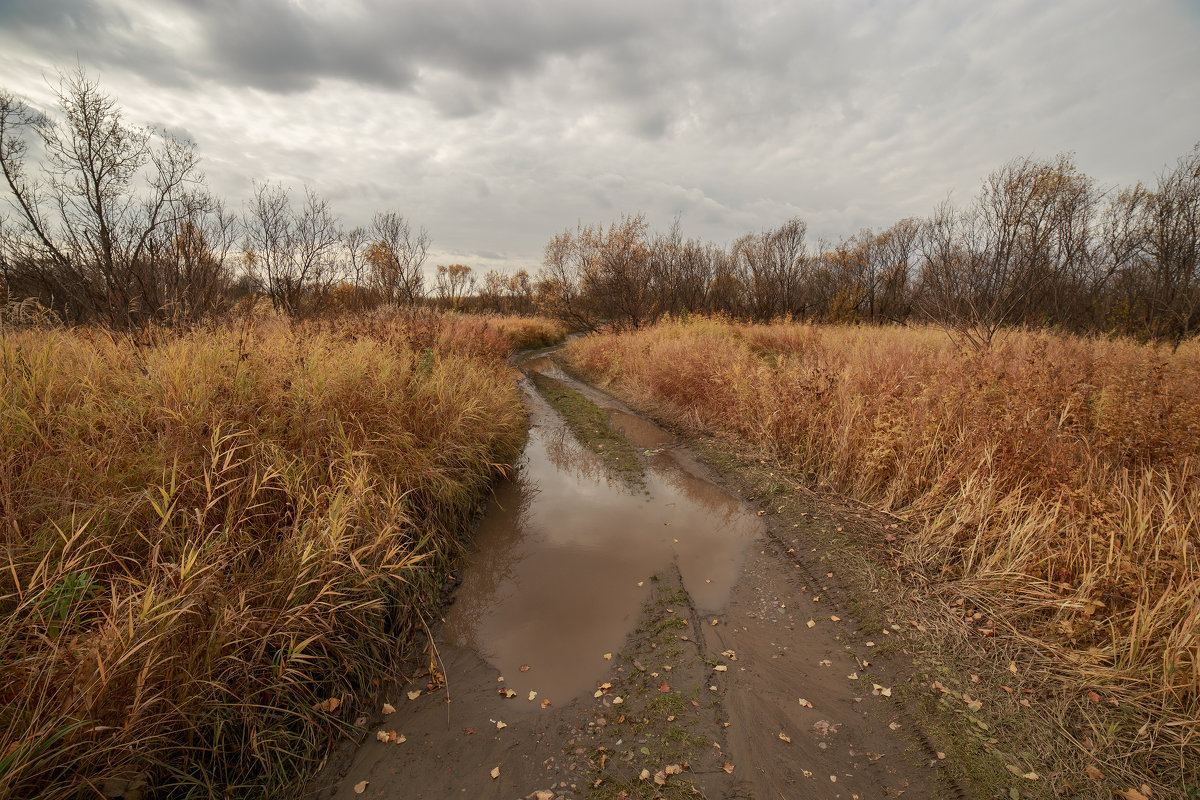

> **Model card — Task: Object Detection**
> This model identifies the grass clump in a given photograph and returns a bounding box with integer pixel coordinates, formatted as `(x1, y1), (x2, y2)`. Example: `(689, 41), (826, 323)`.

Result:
(566, 316), (1200, 793)
(0, 312), (527, 798)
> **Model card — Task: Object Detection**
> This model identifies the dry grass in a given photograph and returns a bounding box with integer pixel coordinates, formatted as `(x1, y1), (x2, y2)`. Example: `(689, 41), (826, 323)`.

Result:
(0, 311), (537, 798)
(566, 316), (1199, 793)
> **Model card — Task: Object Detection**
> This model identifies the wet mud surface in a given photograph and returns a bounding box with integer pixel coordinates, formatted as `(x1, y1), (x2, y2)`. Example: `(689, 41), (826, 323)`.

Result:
(314, 355), (948, 800)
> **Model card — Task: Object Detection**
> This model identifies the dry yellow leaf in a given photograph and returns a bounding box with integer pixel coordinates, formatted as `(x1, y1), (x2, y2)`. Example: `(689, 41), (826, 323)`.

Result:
(806, 619), (816, 628)
(714, 665), (728, 672)
(406, 690), (421, 701)
(496, 721), (507, 730)
(722, 762), (735, 774)
(778, 732), (792, 743)
(490, 766), (500, 779)
(639, 769), (651, 781)
(528, 690), (537, 701)
(381, 702), (395, 715)
(798, 698), (813, 708)
(353, 780), (368, 794)
(603, 652), (612, 660)
(1085, 765), (1104, 780)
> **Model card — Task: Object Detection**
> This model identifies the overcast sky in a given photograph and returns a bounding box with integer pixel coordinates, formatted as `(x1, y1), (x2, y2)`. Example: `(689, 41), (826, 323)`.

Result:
(1, 0), (1198, 274)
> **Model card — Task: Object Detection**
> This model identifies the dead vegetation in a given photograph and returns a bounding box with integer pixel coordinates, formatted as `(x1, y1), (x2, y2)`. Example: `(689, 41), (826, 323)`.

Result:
(0, 310), (562, 798)
(565, 316), (1200, 795)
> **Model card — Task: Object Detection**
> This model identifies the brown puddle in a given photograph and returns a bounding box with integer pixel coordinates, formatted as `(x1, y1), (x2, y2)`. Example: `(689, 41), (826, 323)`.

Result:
(442, 372), (761, 708)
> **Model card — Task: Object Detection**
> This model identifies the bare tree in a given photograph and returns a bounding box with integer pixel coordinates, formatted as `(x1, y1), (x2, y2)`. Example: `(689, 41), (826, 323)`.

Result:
(243, 182), (342, 317)
(434, 263), (475, 310)
(919, 155), (1095, 348)
(0, 69), (218, 326)
(367, 211), (428, 305)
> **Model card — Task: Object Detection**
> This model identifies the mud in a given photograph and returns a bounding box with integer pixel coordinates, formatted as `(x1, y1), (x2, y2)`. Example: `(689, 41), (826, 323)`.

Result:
(313, 357), (949, 800)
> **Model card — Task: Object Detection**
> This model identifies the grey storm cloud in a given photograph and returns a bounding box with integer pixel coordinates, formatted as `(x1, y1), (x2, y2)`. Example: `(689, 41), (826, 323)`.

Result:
(1, 0), (1198, 274)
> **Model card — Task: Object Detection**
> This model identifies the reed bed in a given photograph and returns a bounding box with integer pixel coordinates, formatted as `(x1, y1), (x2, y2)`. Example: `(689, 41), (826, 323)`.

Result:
(0, 312), (538, 798)
(567, 317), (1199, 789)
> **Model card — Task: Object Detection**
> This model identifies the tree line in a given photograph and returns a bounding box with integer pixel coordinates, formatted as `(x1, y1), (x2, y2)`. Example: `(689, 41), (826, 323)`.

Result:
(3, 70), (1197, 346)
(0, 70), (440, 327)
(540, 149), (1200, 347)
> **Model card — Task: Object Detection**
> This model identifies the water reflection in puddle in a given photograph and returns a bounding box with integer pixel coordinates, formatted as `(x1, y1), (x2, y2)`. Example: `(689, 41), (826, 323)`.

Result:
(442, 378), (760, 707)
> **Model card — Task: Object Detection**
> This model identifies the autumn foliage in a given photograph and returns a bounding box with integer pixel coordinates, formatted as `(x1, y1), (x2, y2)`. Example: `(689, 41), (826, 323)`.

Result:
(566, 317), (1200, 780)
(0, 310), (561, 797)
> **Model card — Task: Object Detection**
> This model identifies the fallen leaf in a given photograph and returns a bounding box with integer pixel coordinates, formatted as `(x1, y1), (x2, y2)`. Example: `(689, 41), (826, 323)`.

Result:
(462, 727), (474, 735)
(778, 732), (792, 743)
(1085, 765), (1104, 780)
(807, 620), (816, 628)
(865, 641), (876, 647)
(1087, 691), (1101, 703)
(500, 688), (517, 698)
(519, 665), (531, 672)
(873, 683), (892, 697)
(888, 722), (901, 730)
(406, 690), (421, 701)
(1117, 791), (1150, 800)
(830, 615), (841, 622)
(603, 653), (612, 660)
(381, 702), (395, 715)
(613, 696), (624, 704)
(812, 720), (842, 737)
(819, 659), (832, 667)
(639, 769), (651, 781)
(798, 698), (813, 708)
(490, 766), (500, 780)
(848, 672), (859, 680)
(375, 730), (390, 743)
(659, 682), (671, 692)
(1009, 662), (1018, 674)
(714, 665), (728, 672)
(654, 770), (666, 785)
(353, 781), (368, 794)
(936, 752), (946, 760)
(722, 761), (735, 773)
(665, 764), (682, 775)
(541, 699), (551, 708)
(496, 721), (507, 730)
(528, 691), (537, 701)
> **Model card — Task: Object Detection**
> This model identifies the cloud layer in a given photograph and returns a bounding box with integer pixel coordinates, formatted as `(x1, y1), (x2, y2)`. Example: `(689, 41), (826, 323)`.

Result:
(1, 0), (1198, 272)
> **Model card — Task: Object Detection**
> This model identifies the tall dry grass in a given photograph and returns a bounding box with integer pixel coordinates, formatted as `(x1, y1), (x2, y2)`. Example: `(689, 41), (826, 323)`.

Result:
(0, 312), (538, 798)
(567, 317), (1199, 786)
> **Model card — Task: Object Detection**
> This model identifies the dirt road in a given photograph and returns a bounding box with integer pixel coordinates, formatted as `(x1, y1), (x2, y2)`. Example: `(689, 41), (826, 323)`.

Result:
(310, 358), (955, 800)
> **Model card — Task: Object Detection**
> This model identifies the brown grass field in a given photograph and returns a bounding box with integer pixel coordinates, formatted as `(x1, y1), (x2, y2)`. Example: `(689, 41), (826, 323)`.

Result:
(565, 316), (1199, 790)
(0, 311), (563, 798)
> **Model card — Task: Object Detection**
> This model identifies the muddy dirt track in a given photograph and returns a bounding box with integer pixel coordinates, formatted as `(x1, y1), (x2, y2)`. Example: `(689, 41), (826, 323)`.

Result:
(310, 354), (957, 800)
